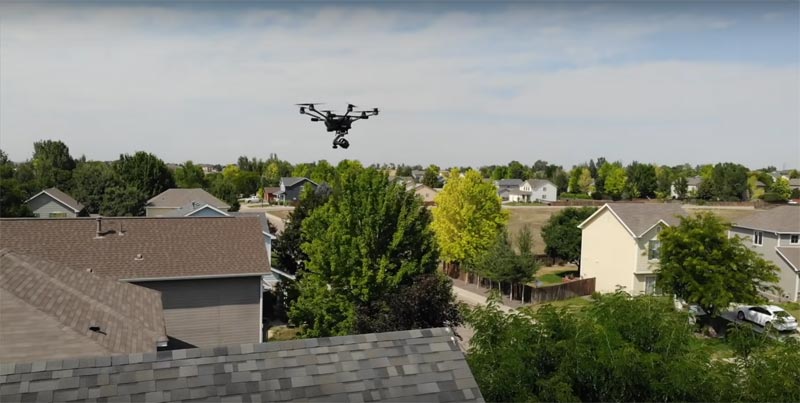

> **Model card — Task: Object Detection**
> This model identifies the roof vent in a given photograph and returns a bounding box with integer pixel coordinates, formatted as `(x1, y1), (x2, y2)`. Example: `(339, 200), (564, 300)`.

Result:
(94, 217), (104, 239)
(134, 253), (144, 261)
(85, 268), (93, 273)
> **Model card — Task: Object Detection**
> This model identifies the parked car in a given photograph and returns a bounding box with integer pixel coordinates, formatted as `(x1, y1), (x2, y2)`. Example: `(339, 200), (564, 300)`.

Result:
(736, 305), (798, 332)
(244, 195), (262, 204)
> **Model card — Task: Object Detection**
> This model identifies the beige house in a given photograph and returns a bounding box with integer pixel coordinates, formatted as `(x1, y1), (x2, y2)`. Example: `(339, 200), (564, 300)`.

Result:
(730, 205), (800, 302)
(578, 203), (685, 294)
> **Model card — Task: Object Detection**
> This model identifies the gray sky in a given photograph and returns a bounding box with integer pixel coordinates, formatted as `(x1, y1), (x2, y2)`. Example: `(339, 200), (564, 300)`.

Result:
(1, 2), (798, 169)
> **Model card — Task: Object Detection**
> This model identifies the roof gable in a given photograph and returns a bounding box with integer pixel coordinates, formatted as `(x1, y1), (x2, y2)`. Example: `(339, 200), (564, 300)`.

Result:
(281, 177), (318, 188)
(146, 188), (229, 209)
(0, 327), (483, 403)
(25, 187), (84, 212)
(579, 203), (684, 238)
(0, 249), (166, 357)
(0, 216), (270, 280)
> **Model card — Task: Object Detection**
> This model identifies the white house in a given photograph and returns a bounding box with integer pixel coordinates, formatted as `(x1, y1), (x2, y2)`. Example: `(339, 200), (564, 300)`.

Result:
(578, 203), (685, 294)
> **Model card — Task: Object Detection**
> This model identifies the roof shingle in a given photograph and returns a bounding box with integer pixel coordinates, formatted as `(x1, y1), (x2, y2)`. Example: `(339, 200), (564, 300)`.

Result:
(732, 205), (800, 233)
(0, 327), (484, 402)
(0, 216), (270, 280)
(147, 188), (229, 209)
(26, 187), (84, 212)
(600, 203), (685, 237)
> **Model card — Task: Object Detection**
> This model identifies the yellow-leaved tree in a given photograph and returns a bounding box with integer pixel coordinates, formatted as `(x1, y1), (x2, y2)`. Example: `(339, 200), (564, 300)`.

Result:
(432, 169), (508, 276)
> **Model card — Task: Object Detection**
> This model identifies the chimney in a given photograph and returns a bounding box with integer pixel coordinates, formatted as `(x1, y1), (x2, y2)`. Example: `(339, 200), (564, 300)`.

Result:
(118, 221), (124, 236)
(95, 217), (103, 238)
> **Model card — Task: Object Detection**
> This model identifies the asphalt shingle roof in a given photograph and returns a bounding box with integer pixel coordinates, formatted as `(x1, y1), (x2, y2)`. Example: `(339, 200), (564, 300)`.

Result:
(732, 205), (800, 233)
(604, 203), (685, 237)
(26, 188), (84, 212)
(147, 189), (229, 209)
(525, 179), (554, 189)
(281, 177), (316, 188)
(0, 216), (270, 280)
(0, 249), (166, 362)
(0, 327), (483, 403)
(777, 247), (800, 271)
(495, 179), (523, 187)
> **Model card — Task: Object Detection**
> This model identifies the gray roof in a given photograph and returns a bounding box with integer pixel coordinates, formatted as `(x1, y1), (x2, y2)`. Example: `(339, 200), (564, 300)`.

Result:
(26, 187), (84, 212)
(687, 176), (703, 186)
(163, 201), (229, 217)
(0, 249), (166, 362)
(777, 247), (800, 271)
(147, 188), (229, 209)
(790, 178), (800, 187)
(599, 203), (685, 237)
(495, 179), (523, 187)
(525, 179), (554, 189)
(732, 205), (800, 233)
(0, 327), (484, 403)
(281, 177), (317, 188)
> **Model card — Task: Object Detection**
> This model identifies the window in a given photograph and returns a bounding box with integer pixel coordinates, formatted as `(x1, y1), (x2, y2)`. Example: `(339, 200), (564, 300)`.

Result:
(753, 231), (763, 246)
(48, 212), (67, 218)
(648, 240), (661, 260)
(645, 276), (657, 295)
(791, 235), (799, 245)
(542, 186), (547, 191)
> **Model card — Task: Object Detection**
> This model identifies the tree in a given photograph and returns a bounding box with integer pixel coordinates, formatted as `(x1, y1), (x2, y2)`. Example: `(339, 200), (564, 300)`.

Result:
(70, 161), (118, 214)
(568, 166), (582, 193)
(673, 176), (689, 200)
(506, 160), (526, 180)
(553, 169), (569, 194)
(577, 167), (593, 194)
(32, 139), (75, 190)
(432, 169), (508, 273)
(100, 185), (147, 216)
(657, 212), (780, 316)
(603, 163), (627, 200)
(473, 226), (539, 300)
(626, 161), (657, 199)
(700, 162), (749, 201)
(490, 166), (507, 180)
(0, 149), (35, 217)
(768, 177), (791, 201)
(175, 161), (207, 188)
(421, 164), (441, 188)
(289, 167), (441, 337)
(113, 151), (175, 200)
(272, 184), (332, 276)
(541, 207), (596, 268)
(655, 165), (673, 199)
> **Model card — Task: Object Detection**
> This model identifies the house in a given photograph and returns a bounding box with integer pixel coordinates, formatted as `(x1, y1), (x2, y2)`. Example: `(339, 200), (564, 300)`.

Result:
(407, 184), (439, 206)
(24, 187), (84, 218)
(521, 179), (557, 202)
(275, 177), (318, 204)
(0, 328), (483, 403)
(495, 178), (523, 189)
(790, 178), (800, 191)
(730, 205), (800, 302)
(670, 176), (703, 199)
(261, 186), (281, 204)
(411, 170), (426, 182)
(0, 249), (167, 362)
(146, 188), (229, 217)
(164, 201), (230, 217)
(507, 189), (529, 203)
(0, 215), (270, 349)
(578, 203), (685, 294)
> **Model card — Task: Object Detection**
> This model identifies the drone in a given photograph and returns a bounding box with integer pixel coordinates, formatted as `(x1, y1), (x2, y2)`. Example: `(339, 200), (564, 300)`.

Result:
(296, 103), (379, 149)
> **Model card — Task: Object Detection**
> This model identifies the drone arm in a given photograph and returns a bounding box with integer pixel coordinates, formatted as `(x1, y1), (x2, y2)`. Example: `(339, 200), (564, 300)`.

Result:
(304, 109), (327, 120)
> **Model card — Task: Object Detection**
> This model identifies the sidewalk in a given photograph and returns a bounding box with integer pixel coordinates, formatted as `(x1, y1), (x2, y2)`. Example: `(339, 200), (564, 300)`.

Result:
(452, 283), (515, 314)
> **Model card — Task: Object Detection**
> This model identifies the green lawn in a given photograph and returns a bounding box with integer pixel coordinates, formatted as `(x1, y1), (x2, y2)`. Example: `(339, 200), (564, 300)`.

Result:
(525, 296), (593, 313)
(777, 302), (800, 319)
(268, 326), (301, 341)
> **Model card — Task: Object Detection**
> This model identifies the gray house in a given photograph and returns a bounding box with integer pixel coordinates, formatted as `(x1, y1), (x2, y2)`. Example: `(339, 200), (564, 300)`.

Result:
(25, 187), (84, 218)
(146, 188), (229, 217)
(0, 215), (271, 349)
(730, 205), (800, 302)
(276, 177), (318, 204)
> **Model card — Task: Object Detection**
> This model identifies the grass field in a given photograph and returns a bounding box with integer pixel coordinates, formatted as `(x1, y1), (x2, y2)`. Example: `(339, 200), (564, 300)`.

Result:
(504, 206), (567, 255)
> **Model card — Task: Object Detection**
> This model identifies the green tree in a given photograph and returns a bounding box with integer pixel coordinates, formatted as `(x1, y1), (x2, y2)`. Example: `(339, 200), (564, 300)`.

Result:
(175, 161), (207, 188)
(31, 139), (75, 190)
(490, 166), (507, 180)
(290, 167), (440, 337)
(603, 163), (628, 199)
(673, 176), (689, 199)
(655, 165), (673, 199)
(70, 161), (119, 214)
(272, 184), (332, 276)
(432, 169), (508, 273)
(657, 212), (780, 316)
(541, 207), (596, 268)
(768, 177), (791, 201)
(0, 149), (35, 217)
(568, 166), (582, 193)
(100, 185), (147, 216)
(473, 226), (539, 300)
(700, 162), (749, 201)
(577, 167), (593, 194)
(421, 164), (441, 188)
(506, 160), (526, 179)
(113, 151), (175, 199)
(626, 161), (657, 199)
(553, 169), (569, 194)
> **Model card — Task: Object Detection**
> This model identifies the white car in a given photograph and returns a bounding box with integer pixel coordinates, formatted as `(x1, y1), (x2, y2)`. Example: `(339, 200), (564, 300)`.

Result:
(244, 195), (262, 204)
(736, 305), (798, 332)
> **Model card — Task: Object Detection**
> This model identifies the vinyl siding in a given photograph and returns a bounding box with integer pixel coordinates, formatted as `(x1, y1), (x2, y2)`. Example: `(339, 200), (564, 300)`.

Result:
(730, 227), (799, 302)
(28, 196), (78, 218)
(580, 209), (637, 293)
(187, 207), (228, 217)
(133, 277), (261, 348)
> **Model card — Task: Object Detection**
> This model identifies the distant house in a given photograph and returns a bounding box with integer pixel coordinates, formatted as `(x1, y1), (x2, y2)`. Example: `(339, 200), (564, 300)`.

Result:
(495, 178), (523, 188)
(0, 215), (270, 349)
(407, 184), (439, 206)
(579, 203), (685, 294)
(275, 177), (318, 203)
(790, 178), (800, 191)
(670, 176), (703, 199)
(164, 201), (230, 217)
(730, 206), (800, 302)
(411, 170), (426, 182)
(25, 187), (84, 218)
(261, 186), (281, 203)
(146, 188), (229, 217)
(521, 179), (557, 202)
(0, 249), (167, 362)
(0, 327), (483, 403)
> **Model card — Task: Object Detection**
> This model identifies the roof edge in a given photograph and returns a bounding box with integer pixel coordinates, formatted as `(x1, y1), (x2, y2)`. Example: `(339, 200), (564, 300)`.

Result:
(120, 272), (270, 282)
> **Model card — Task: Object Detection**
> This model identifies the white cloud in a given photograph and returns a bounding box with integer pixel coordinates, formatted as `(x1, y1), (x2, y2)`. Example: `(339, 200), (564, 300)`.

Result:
(0, 3), (796, 169)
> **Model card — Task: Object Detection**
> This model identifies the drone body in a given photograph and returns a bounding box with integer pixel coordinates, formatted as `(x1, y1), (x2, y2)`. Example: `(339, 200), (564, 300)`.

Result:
(296, 103), (379, 149)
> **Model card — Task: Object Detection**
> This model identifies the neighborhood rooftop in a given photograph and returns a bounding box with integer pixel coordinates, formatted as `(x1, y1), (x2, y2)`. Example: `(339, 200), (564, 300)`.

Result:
(0, 216), (270, 280)
(26, 187), (84, 213)
(146, 188), (229, 209)
(732, 205), (800, 234)
(0, 327), (483, 403)
(280, 177), (317, 187)
(0, 249), (167, 362)
(581, 203), (685, 237)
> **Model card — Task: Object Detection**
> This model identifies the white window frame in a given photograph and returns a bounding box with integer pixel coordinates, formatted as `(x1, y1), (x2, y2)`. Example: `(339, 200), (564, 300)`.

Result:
(647, 239), (661, 261)
(753, 231), (763, 246)
(645, 276), (658, 295)
(791, 234), (799, 245)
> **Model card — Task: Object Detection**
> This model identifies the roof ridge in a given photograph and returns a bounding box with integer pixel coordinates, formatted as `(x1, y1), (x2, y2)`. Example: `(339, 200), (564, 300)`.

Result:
(0, 252), (163, 338)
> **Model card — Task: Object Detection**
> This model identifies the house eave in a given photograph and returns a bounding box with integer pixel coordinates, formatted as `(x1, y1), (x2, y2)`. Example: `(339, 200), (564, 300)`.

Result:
(120, 272), (270, 282)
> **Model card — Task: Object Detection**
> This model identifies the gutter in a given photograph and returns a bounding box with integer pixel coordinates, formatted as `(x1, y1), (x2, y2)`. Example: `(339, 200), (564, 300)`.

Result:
(120, 272), (271, 282)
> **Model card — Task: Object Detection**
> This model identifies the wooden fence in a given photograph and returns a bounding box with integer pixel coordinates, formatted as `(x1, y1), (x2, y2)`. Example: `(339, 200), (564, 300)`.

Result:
(447, 269), (596, 305)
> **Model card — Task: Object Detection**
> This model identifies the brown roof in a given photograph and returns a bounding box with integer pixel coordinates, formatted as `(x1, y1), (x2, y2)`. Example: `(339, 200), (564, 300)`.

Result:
(777, 247), (800, 271)
(0, 216), (270, 280)
(589, 203), (685, 237)
(26, 187), (84, 212)
(732, 205), (800, 233)
(0, 249), (166, 361)
(146, 188), (229, 209)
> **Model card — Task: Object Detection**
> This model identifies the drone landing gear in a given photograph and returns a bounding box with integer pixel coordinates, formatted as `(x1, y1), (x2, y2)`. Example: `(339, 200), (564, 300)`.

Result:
(332, 132), (350, 149)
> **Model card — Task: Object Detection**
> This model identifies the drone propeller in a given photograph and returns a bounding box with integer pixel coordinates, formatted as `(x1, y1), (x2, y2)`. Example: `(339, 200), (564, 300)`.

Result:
(295, 102), (325, 106)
